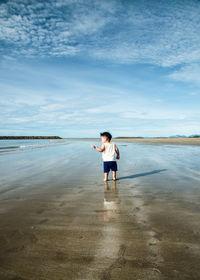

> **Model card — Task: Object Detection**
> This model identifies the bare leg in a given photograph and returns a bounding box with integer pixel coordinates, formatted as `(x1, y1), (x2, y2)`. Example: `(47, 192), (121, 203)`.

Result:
(104, 172), (109, 181)
(112, 171), (116, 181)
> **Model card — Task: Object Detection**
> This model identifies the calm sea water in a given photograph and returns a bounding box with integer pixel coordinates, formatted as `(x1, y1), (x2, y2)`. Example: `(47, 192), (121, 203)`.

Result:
(0, 140), (200, 191)
(0, 139), (67, 153)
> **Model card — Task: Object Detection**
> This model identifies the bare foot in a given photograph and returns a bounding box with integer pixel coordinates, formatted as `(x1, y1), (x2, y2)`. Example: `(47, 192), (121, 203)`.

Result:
(104, 178), (108, 182)
(113, 178), (116, 181)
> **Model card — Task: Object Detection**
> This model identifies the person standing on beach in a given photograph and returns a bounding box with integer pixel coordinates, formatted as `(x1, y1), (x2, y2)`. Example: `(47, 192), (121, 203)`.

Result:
(91, 132), (120, 181)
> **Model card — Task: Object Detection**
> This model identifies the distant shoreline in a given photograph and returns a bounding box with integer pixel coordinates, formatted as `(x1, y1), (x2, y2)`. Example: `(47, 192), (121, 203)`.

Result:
(1, 136), (200, 146)
(0, 136), (62, 140)
(63, 137), (200, 146)
(114, 137), (200, 146)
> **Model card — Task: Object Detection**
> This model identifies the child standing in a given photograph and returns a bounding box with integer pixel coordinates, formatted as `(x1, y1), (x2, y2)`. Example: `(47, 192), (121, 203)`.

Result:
(91, 132), (120, 181)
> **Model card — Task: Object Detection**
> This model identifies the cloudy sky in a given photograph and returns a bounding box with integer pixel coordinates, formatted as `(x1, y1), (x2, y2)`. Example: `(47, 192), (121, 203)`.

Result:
(0, 0), (200, 137)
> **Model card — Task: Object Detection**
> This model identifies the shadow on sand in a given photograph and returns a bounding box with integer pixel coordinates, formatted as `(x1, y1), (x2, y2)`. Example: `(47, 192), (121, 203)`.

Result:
(118, 169), (167, 180)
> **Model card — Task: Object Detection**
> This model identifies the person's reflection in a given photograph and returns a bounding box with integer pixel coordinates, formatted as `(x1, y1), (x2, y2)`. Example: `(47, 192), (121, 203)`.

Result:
(104, 181), (120, 222)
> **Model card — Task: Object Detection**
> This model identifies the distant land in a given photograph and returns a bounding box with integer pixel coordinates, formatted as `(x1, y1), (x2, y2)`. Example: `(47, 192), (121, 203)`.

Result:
(113, 136), (200, 146)
(115, 135), (200, 139)
(0, 136), (62, 140)
(0, 135), (200, 140)
(62, 136), (200, 146)
(115, 136), (144, 139)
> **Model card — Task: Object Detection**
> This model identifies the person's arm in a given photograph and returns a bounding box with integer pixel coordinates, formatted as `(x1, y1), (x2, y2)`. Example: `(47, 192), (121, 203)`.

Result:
(91, 143), (105, 152)
(115, 144), (120, 159)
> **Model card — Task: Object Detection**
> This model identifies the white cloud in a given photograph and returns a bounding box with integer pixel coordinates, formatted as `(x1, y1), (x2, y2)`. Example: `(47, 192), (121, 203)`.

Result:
(0, 0), (200, 66)
(154, 99), (163, 103)
(7, 117), (33, 123)
(59, 113), (80, 120)
(40, 104), (67, 112)
(188, 92), (199, 96)
(0, 0), (115, 58)
(169, 64), (200, 85)
(122, 110), (186, 121)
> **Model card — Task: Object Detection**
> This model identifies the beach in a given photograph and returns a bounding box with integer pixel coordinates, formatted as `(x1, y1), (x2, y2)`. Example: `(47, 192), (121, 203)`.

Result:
(64, 137), (200, 146)
(0, 140), (200, 279)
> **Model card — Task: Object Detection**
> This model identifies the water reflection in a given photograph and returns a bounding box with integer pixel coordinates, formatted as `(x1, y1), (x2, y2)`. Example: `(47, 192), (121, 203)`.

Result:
(104, 181), (121, 222)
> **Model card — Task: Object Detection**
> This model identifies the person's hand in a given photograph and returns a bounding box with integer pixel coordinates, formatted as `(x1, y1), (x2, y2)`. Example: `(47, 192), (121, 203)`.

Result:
(116, 155), (120, 160)
(91, 145), (96, 149)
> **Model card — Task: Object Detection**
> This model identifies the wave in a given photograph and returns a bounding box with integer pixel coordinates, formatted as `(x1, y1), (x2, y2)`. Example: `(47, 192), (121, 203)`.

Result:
(0, 146), (19, 149)
(0, 140), (68, 153)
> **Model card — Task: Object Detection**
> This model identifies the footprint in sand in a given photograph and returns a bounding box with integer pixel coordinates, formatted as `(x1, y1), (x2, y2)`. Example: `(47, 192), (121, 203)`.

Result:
(101, 244), (127, 280)
(118, 244), (126, 257)
(6, 245), (25, 253)
(78, 190), (84, 193)
(11, 276), (26, 280)
(134, 207), (140, 211)
(56, 251), (66, 261)
(38, 218), (49, 224)
(154, 231), (163, 241)
(3, 230), (38, 255)
(36, 208), (45, 214)
(59, 201), (66, 206)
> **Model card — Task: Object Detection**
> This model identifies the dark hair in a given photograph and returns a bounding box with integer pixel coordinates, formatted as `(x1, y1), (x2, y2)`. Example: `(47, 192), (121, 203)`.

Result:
(100, 131), (112, 141)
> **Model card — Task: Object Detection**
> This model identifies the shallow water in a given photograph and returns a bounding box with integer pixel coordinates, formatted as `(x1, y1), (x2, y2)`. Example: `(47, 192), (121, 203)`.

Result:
(0, 141), (200, 279)
(1, 141), (200, 190)
(0, 139), (68, 153)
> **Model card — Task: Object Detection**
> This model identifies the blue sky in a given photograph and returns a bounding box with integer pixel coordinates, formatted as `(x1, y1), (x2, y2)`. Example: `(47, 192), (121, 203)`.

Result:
(0, 0), (200, 137)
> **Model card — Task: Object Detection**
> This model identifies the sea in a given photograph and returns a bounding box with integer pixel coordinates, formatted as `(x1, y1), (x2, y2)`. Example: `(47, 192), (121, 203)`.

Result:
(0, 139), (68, 154)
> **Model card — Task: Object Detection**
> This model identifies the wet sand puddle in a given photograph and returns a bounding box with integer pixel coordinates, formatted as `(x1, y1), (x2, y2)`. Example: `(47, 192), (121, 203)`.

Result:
(0, 141), (200, 279)
(1, 180), (200, 280)
(0, 184), (102, 280)
(0, 179), (165, 280)
(79, 179), (166, 280)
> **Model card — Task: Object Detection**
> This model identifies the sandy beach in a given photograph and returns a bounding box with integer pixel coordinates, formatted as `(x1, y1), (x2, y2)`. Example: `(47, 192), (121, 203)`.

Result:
(64, 137), (200, 146)
(0, 140), (200, 279)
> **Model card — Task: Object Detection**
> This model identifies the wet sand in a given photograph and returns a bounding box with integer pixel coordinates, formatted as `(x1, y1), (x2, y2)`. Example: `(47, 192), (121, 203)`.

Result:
(0, 141), (200, 279)
(114, 137), (200, 146)
(64, 137), (200, 146)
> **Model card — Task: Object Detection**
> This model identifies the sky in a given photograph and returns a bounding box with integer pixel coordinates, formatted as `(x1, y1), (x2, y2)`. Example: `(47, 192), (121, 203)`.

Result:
(0, 0), (200, 138)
